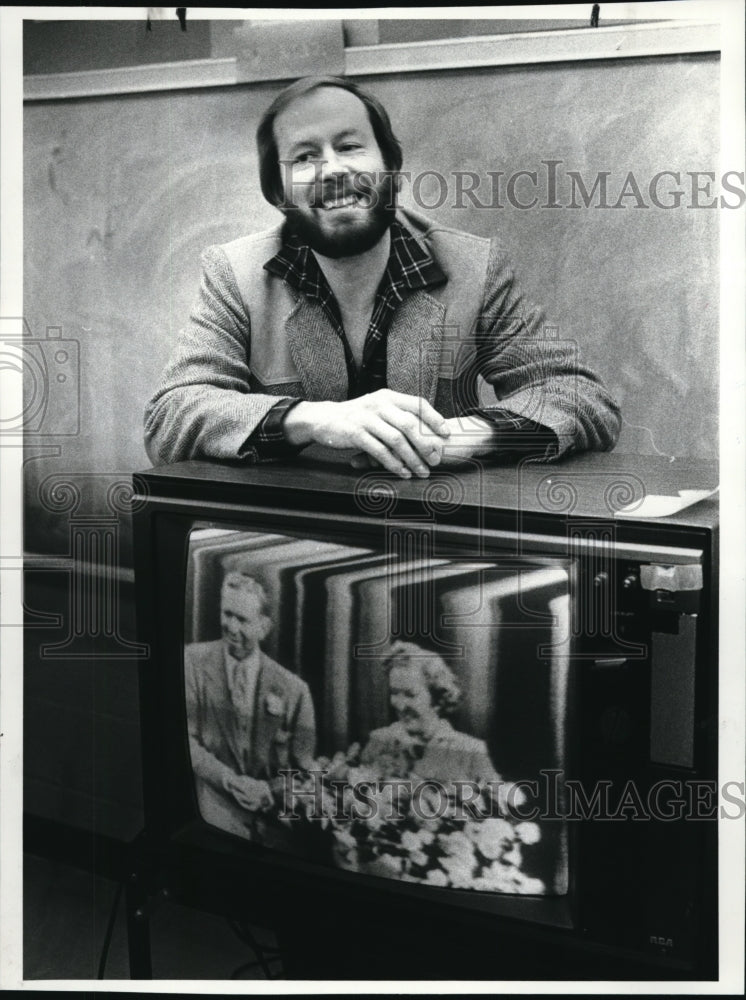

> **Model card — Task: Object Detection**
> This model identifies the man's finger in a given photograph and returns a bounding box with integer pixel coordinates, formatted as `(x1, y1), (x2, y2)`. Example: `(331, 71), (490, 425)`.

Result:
(383, 393), (450, 438)
(373, 420), (430, 477)
(377, 408), (444, 467)
(357, 430), (414, 479)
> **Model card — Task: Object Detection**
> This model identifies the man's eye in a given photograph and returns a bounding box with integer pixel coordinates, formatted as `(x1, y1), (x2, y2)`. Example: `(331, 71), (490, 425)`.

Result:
(293, 152), (315, 164)
(339, 143), (362, 152)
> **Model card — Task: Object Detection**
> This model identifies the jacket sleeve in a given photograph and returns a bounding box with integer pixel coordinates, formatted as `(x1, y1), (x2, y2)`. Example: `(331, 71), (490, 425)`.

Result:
(185, 647), (237, 792)
(475, 245), (622, 459)
(143, 245), (300, 465)
(289, 681), (317, 772)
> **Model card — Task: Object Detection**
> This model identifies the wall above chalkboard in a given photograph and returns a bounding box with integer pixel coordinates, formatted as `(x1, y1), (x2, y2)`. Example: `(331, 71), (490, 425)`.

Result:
(23, 14), (671, 77)
(23, 16), (718, 101)
(232, 20), (345, 83)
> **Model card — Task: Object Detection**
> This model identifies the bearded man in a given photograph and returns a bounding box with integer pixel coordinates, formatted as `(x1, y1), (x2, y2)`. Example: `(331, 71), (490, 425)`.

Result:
(145, 76), (621, 476)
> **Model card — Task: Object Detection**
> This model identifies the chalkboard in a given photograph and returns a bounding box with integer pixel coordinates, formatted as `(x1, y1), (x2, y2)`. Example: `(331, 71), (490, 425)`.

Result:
(23, 53), (719, 557)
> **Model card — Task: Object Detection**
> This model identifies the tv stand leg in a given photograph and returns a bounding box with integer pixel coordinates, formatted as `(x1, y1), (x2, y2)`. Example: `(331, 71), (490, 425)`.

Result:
(126, 875), (153, 979)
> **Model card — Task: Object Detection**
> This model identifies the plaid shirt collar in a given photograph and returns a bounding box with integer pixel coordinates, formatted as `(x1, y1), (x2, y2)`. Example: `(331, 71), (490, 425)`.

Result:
(263, 218), (447, 302)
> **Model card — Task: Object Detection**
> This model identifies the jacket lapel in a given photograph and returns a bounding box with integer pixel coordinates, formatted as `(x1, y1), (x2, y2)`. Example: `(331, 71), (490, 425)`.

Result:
(386, 291), (447, 404)
(285, 298), (349, 402)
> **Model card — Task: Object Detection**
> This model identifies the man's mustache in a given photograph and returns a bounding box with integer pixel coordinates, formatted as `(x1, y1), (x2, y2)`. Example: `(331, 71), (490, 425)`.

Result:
(302, 172), (398, 209)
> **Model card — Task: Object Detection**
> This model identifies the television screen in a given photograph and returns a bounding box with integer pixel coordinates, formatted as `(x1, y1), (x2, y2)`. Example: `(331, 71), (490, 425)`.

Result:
(183, 523), (572, 898)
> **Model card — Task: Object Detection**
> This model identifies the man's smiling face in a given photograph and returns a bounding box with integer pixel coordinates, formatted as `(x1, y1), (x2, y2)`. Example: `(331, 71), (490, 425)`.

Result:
(272, 86), (397, 259)
(220, 586), (269, 662)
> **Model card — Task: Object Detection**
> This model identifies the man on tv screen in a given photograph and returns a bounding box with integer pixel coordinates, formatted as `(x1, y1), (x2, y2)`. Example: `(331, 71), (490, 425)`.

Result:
(185, 571), (316, 845)
(144, 76), (621, 478)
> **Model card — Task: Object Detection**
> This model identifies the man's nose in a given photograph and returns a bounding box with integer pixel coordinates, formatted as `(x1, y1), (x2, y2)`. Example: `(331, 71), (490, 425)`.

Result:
(319, 148), (348, 180)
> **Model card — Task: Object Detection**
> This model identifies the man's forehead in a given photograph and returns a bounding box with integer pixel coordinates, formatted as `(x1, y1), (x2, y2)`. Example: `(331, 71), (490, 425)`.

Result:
(221, 587), (262, 612)
(273, 86), (372, 149)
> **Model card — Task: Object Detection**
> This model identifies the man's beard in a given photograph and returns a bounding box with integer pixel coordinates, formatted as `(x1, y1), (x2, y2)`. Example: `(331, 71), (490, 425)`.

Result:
(281, 172), (398, 259)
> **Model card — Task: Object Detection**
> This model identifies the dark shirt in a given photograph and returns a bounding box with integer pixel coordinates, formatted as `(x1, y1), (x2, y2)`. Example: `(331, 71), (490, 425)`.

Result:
(247, 219), (557, 459)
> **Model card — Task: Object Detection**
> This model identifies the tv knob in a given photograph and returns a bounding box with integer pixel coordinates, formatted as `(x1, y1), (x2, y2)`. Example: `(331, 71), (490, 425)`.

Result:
(593, 571), (609, 588)
(622, 572), (638, 590)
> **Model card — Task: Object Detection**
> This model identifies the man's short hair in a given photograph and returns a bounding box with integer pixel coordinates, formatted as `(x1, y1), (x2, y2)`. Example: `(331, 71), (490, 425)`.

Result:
(221, 571), (269, 615)
(256, 75), (404, 208)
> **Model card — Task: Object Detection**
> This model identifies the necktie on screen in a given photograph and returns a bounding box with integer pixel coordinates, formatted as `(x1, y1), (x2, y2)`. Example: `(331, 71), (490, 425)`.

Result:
(230, 660), (255, 714)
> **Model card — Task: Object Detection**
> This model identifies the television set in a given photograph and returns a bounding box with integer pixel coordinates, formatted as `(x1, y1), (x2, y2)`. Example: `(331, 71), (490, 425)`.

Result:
(131, 451), (718, 980)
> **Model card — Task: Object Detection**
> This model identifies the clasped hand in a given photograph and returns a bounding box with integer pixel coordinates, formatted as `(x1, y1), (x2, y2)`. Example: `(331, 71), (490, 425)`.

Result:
(283, 391), (499, 478)
(283, 389), (450, 479)
(224, 773), (273, 811)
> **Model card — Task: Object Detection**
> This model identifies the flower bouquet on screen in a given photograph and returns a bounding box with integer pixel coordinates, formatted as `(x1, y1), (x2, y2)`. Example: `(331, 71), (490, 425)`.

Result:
(276, 740), (551, 895)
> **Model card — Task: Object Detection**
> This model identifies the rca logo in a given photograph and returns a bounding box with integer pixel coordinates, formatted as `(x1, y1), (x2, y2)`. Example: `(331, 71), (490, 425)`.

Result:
(649, 935), (674, 948)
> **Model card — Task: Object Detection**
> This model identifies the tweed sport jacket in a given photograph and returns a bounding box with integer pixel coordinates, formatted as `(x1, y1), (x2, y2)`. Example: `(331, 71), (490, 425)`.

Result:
(144, 207), (621, 464)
